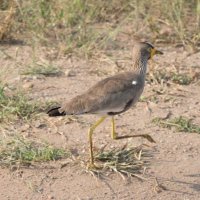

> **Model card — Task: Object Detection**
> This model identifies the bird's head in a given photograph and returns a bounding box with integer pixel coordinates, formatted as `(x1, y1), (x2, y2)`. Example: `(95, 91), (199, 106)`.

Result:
(133, 41), (163, 61)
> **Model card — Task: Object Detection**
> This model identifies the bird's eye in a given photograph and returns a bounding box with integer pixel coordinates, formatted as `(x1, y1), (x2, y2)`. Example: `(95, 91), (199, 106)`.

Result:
(147, 47), (152, 52)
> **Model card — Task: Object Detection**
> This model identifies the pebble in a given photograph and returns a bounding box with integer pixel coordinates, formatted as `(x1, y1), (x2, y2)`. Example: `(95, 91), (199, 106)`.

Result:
(22, 82), (34, 89)
(20, 75), (31, 81)
(36, 123), (47, 129)
(47, 195), (54, 200)
(32, 75), (46, 80)
(65, 69), (76, 77)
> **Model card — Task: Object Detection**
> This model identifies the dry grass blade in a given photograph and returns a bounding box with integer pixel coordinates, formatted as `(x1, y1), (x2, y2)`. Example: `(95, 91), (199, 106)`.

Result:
(0, 0), (16, 40)
(93, 145), (152, 178)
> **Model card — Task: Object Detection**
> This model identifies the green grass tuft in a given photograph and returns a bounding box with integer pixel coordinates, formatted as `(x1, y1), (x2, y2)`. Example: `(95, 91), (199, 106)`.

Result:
(153, 116), (200, 134)
(0, 136), (69, 168)
(147, 70), (193, 85)
(22, 62), (63, 77)
(0, 83), (48, 122)
(171, 73), (192, 85)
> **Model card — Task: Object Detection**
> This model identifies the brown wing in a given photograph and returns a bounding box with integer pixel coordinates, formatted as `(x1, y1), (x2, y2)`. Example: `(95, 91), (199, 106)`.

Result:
(59, 72), (144, 115)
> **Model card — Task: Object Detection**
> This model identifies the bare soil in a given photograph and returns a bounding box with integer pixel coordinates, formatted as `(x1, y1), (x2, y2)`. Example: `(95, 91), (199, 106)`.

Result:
(0, 44), (200, 200)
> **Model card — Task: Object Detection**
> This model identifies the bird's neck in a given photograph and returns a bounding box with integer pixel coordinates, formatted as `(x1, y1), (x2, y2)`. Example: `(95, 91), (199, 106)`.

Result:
(133, 58), (148, 76)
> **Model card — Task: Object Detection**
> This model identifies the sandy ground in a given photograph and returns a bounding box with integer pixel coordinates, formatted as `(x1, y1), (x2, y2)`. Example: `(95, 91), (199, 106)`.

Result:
(0, 44), (200, 200)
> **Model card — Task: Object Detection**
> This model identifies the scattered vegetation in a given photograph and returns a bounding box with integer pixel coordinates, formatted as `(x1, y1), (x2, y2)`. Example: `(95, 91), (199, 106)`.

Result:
(0, 136), (69, 168)
(153, 116), (200, 134)
(140, 95), (158, 103)
(22, 62), (63, 77)
(93, 145), (151, 177)
(0, 0), (200, 178)
(1, 0), (200, 56)
(0, 83), (47, 122)
(171, 73), (193, 85)
(147, 70), (193, 85)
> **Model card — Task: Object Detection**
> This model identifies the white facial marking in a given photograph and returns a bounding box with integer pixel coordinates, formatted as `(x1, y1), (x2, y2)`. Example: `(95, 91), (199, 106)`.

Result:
(132, 80), (137, 85)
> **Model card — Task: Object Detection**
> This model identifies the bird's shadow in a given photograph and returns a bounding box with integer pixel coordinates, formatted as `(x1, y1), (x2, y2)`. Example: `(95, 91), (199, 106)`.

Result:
(155, 175), (200, 195)
(184, 173), (200, 192)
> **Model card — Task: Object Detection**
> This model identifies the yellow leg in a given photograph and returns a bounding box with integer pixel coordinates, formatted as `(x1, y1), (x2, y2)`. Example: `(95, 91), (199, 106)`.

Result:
(111, 116), (156, 143)
(111, 116), (117, 139)
(88, 116), (106, 167)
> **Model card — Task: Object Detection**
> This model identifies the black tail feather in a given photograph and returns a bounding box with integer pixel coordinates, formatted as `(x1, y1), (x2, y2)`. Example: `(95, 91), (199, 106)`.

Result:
(47, 107), (66, 117)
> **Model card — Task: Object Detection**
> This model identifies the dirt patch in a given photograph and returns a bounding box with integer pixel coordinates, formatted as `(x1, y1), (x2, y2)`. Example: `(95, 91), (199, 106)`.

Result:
(0, 43), (200, 200)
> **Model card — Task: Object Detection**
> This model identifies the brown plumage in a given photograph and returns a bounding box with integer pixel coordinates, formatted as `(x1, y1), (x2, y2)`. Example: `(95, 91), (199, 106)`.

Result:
(47, 41), (163, 168)
(48, 72), (144, 116)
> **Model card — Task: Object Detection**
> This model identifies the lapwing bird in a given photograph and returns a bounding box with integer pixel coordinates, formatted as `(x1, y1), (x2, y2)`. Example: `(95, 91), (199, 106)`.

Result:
(48, 41), (163, 168)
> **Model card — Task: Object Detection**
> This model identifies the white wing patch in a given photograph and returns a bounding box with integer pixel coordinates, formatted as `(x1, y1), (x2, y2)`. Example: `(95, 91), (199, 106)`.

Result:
(132, 80), (137, 85)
